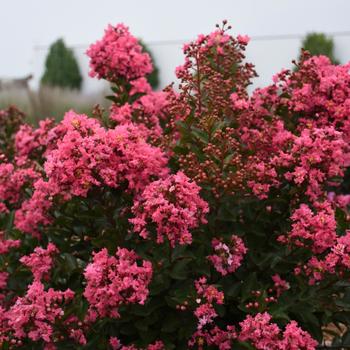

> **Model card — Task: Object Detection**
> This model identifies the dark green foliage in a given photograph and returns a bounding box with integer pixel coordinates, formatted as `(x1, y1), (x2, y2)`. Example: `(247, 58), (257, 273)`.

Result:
(300, 33), (339, 64)
(139, 40), (160, 90)
(41, 38), (83, 90)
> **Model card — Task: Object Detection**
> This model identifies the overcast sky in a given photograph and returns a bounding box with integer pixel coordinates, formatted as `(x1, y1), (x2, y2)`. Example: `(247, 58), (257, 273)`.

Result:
(0, 0), (349, 78)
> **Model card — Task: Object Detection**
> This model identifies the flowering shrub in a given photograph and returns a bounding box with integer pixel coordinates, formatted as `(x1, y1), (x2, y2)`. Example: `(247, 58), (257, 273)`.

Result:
(2, 21), (350, 349)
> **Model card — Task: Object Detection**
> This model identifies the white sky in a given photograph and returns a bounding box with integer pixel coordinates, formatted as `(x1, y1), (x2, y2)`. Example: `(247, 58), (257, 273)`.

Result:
(0, 0), (349, 79)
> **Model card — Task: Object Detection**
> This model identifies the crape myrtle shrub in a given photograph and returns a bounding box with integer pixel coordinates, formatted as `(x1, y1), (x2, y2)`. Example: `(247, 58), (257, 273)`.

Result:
(2, 21), (350, 349)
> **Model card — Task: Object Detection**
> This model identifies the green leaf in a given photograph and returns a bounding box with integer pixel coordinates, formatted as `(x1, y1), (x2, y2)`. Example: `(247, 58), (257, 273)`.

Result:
(170, 259), (191, 280)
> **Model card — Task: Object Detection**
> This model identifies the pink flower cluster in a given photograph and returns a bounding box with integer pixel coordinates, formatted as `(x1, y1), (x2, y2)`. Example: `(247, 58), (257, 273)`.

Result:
(296, 231), (350, 284)
(208, 235), (247, 275)
(15, 119), (54, 159)
(278, 201), (337, 254)
(14, 178), (55, 237)
(0, 161), (39, 213)
(194, 277), (224, 330)
(0, 231), (20, 254)
(130, 171), (209, 247)
(14, 111), (168, 236)
(244, 124), (349, 201)
(282, 56), (350, 141)
(189, 325), (236, 350)
(328, 191), (350, 209)
(189, 311), (317, 350)
(20, 243), (58, 281)
(235, 56), (350, 202)
(83, 247), (153, 322)
(275, 127), (349, 202)
(87, 23), (152, 82)
(46, 112), (167, 196)
(104, 123), (168, 192)
(129, 77), (152, 96)
(110, 91), (171, 143)
(239, 312), (317, 350)
(5, 281), (74, 345)
(271, 274), (290, 297)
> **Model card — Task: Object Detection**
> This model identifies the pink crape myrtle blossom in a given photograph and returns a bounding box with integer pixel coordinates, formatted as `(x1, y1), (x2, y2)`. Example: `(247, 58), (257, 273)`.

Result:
(330, 193), (350, 209)
(271, 274), (290, 297)
(109, 91), (171, 144)
(87, 23), (152, 82)
(239, 313), (317, 350)
(298, 231), (350, 284)
(129, 77), (152, 96)
(110, 337), (122, 350)
(110, 103), (133, 124)
(68, 328), (87, 346)
(20, 243), (58, 281)
(195, 277), (224, 304)
(237, 34), (250, 45)
(43, 111), (112, 199)
(239, 312), (281, 350)
(0, 231), (20, 254)
(0, 306), (11, 345)
(237, 69), (350, 201)
(15, 119), (55, 159)
(193, 277), (224, 330)
(188, 326), (237, 350)
(280, 320), (318, 350)
(104, 123), (168, 192)
(278, 127), (349, 202)
(249, 55), (350, 144)
(84, 248), (153, 322)
(278, 201), (337, 254)
(45, 112), (168, 197)
(0, 162), (40, 212)
(6, 281), (74, 344)
(130, 171), (209, 247)
(208, 235), (247, 275)
(282, 56), (350, 142)
(14, 178), (56, 237)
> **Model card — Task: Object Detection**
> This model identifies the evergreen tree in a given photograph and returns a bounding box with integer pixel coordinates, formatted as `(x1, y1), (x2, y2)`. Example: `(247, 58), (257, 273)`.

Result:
(300, 32), (339, 64)
(41, 38), (82, 90)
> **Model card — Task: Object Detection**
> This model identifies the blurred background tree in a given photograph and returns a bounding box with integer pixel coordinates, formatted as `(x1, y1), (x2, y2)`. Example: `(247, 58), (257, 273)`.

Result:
(139, 40), (160, 89)
(300, 32), (339, 64)
(41, 38), (82, 90)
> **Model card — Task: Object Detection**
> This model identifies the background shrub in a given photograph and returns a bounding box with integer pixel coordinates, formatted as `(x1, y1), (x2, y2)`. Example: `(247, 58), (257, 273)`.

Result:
(41, 38), (83, 90)
(300, 32), (339, 64)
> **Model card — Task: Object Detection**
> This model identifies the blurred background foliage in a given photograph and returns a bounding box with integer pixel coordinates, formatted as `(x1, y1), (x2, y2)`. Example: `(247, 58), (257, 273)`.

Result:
(300, 32), (339, 64)
(0, 38), (160, 124)
(41, 38), (83, 90)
